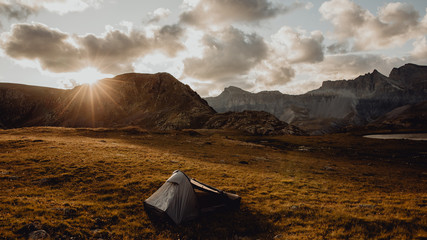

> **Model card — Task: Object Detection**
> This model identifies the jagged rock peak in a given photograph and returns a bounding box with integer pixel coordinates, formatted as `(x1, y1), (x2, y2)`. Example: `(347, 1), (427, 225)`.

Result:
(219, 86), (283, 97)
(318, 69), (388, 92)
(372, 69), (380, 75)
(389, 63), (427, 79)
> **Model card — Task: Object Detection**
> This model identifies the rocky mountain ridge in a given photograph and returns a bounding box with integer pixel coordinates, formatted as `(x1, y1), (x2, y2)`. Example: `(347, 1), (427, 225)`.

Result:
(205, 63), (427, 134)
(366, 100), (427, 130)
(0, 73), (302, 135)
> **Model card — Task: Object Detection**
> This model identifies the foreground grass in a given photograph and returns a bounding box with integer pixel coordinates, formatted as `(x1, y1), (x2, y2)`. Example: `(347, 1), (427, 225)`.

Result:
(0, 127), (426, 239)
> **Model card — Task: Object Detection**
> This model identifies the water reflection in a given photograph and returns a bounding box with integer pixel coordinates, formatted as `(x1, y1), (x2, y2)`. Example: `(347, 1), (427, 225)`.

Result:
(364, 133), (427, 141)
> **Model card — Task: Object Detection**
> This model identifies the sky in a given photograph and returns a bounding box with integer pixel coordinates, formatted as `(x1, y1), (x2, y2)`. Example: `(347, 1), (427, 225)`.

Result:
(0, 0), (426, 97)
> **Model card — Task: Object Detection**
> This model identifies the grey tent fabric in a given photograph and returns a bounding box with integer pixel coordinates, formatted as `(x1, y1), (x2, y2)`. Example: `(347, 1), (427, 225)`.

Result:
(144, 170), (241, 224)
(144, 170), (199, 224)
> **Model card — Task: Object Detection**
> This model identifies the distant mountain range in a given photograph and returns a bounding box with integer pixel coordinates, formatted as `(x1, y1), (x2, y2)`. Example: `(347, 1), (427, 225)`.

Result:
(205, 63), (427, 134)
(2, 63), (425, 135)
(0, 73), (302, 135)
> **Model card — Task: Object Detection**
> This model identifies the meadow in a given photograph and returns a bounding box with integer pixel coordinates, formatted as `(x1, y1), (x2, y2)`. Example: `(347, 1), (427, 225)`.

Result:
(0, 127), (426, 239)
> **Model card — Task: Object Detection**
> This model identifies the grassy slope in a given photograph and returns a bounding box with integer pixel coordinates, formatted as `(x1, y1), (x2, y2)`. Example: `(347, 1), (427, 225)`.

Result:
(0, 127), (426, 239)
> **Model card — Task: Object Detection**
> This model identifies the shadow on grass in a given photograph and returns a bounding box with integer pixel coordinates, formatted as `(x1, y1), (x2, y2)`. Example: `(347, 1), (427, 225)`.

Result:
(148, 206), (278, 239)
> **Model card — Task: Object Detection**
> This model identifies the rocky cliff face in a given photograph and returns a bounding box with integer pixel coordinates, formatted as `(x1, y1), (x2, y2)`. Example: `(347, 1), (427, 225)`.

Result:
(205, 63), (427, 134)
(389, 63), (427, 90)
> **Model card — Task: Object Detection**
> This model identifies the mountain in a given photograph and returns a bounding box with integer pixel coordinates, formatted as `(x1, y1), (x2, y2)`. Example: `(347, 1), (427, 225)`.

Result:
(0, 72), (304, 135)
(51, 73), (216, 130)
(0, 73), (215, 130)
(366, 101), (427, 130)
(0, 83), (65, 128)
(205, 63), (427, 134)
(204, 110), (306, 136)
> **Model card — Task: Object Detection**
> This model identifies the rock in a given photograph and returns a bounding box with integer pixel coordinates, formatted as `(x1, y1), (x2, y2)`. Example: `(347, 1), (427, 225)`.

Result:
(238, 161), (249, 165)
(63, 208), (78, 219)
(204, 111), (306, 136)
(1, 175), (20, 180)
(14, 222), (41, 235)
(323, 166), (336, 171)
(29, 230), (50, 240)
(298, 146), (310, 151)
(358, 204), (375, 208)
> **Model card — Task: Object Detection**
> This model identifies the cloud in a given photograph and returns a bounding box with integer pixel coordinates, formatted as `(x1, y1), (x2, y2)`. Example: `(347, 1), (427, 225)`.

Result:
(271, 26), (324, 64)
(251, 26), (324, 89)
(79, 24), (185, 73)
(1, 23), (84, 72)
(180, 0), (307, 27)
(0, 0), (102, 16)
(411, 36), (427, 61)
(154, 24), (185, 56)
(0, 1), (36, 21)
(1, 22), (186, 74)
(309, 54), (406, 81)
(0, 1), (36, 28)
(255, 60), (295, 88)
(183, 26), (267, 81)
(35, 0), (103, 14)
(147, 8), (171, 23)
(326, 41), (349, 54)
(77, 29), (151, 73)
(0, 0), (103, 28)
(182, 24), (324, 94)
(319, 0), (427, 51)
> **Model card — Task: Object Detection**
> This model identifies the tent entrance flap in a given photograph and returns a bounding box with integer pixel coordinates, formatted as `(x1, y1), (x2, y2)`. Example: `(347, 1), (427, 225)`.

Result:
(144, 170), (241, 224)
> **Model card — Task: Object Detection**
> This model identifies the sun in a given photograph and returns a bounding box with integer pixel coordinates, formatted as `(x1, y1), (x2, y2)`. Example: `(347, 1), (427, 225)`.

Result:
(73, 67), (113, 85)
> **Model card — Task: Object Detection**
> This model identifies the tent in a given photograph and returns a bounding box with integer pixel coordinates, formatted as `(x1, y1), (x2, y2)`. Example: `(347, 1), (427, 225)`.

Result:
(144, 170), (241, 224)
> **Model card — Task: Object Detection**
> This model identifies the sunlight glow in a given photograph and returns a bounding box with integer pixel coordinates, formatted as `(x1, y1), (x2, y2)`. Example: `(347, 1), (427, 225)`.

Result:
(72, 67), (113, 85)
(57, 75), (124, 127)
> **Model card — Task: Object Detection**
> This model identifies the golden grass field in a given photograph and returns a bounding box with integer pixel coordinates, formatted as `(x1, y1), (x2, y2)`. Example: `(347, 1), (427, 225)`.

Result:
(0, 127), (426, 239)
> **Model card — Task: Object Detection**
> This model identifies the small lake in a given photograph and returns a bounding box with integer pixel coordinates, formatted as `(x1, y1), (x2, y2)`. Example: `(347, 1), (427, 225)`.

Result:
(364, 133), (427, 141)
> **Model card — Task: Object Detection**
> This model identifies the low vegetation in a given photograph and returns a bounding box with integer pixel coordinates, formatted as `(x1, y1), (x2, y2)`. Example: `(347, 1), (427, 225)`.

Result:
(0, 127), (426, 239)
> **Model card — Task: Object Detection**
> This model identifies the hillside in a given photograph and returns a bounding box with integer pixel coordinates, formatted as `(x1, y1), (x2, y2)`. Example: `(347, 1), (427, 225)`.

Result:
(51, 73), (216, 130)
(205, 63), (427, 134)
(0, 127), (425, 239)
(367, 101), (427, 130)
(0, 83), (65, 128)
(0, 73), (303, 135)
(0, 73), (215, 130)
